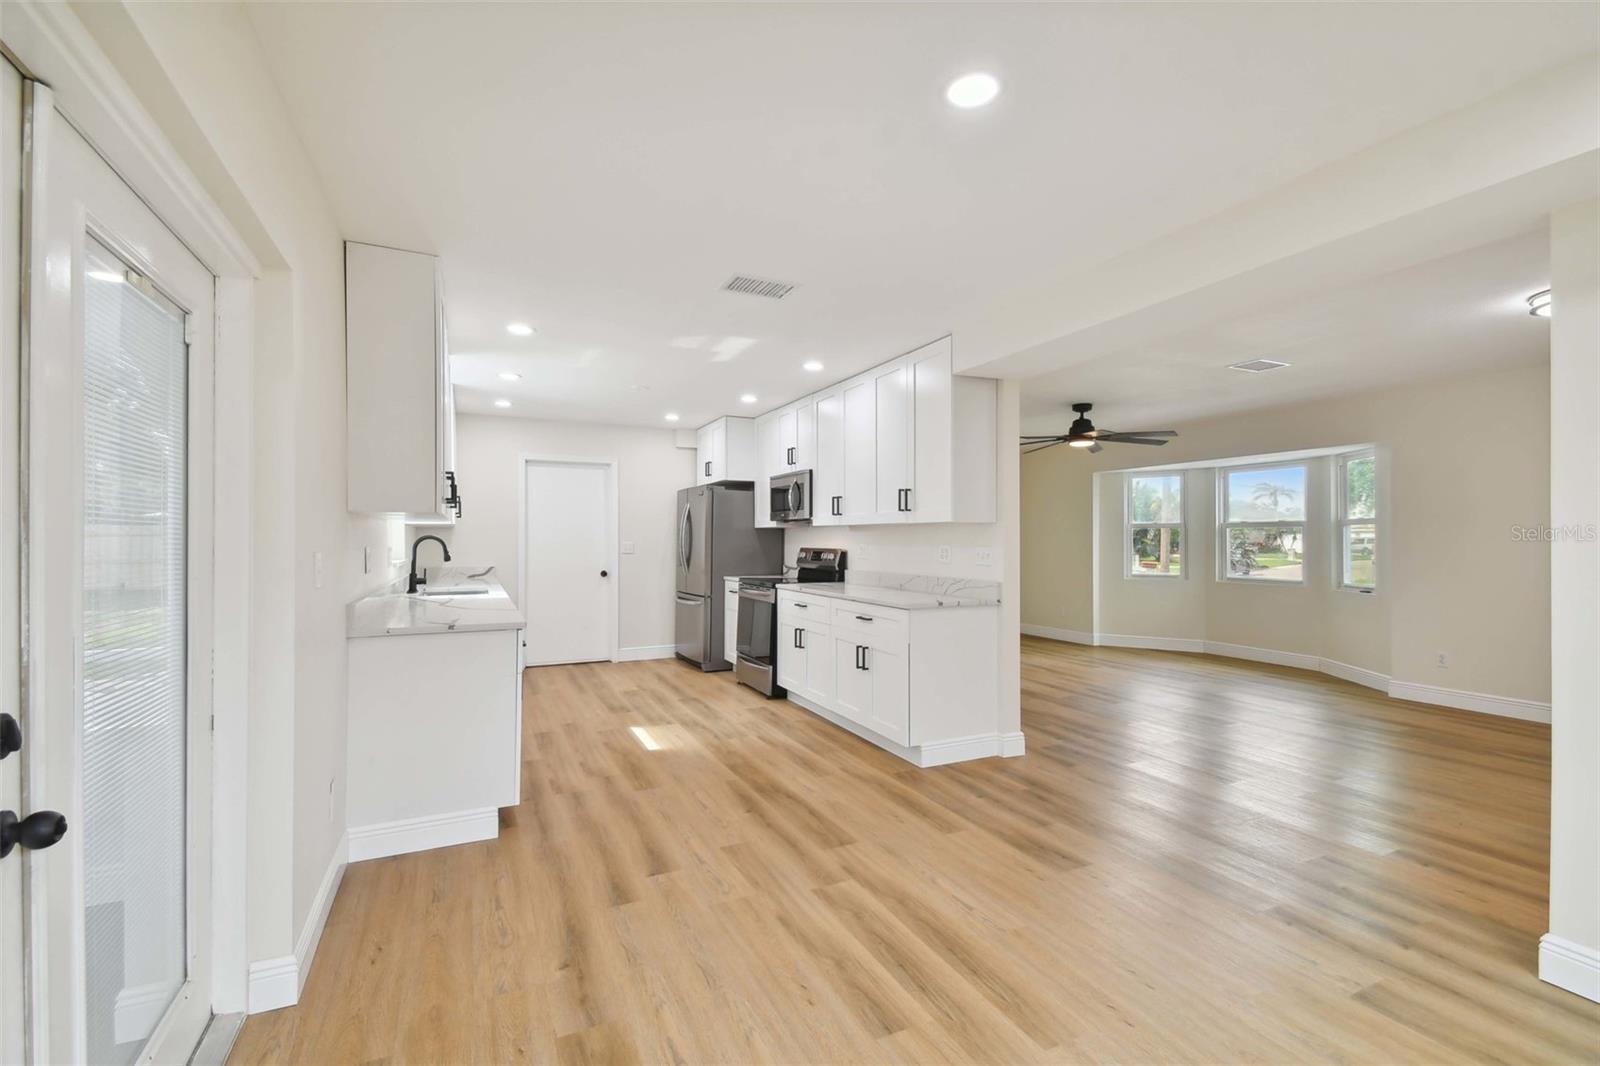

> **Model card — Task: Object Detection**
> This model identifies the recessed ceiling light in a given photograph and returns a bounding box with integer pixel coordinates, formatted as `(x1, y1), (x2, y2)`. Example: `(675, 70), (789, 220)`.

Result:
(493, 398), (512, 408)
(803, 360), (824, 372)
(664, 412), (680, 422)
(740, 394), (758, 405)
(498, 371), (522, 381)
(1527, 289), (1551, 317)
(946, 72), (1000, 109)
(506, 322), (535, 336)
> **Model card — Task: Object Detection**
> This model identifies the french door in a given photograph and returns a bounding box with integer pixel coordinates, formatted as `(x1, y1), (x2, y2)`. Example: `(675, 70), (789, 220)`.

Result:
(4, 79), (216, 1065)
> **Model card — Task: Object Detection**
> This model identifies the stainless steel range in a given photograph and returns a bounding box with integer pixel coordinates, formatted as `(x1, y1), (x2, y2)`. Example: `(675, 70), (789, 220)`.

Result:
(734, 547), (846, 697)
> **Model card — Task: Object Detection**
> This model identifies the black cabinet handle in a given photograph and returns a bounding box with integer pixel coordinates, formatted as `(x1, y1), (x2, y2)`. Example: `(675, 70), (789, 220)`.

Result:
(855, 645), (866, 670)
(833, 495), (841, 516)
(904, 488), (912, 512)
(855, 615), (873, 622)
(0, 713), (19, 760)
(1, 809), (67, 860)
(798, 629), (805, 649)
(861, 646), (869, 670)
(600, 570), (609, 577)
(793, 629), (800, 648)
(704, 461), (711, 477)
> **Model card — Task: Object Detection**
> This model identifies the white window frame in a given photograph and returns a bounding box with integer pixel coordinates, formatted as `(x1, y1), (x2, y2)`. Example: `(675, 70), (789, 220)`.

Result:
(1125, 473), (1185, 580)
(1218, 460), (1308, 585)
(1336, 448), (1378, 593)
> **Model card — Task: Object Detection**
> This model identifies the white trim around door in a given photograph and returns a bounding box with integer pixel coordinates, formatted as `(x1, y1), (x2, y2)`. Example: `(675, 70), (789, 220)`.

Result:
(516, 455), (620, 668)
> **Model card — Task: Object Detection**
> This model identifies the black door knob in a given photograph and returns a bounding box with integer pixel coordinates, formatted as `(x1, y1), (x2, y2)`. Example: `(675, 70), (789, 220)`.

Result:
(0, 713), (19, 760)
(0, 810), (67, 859)
(600, 570), (609, 577)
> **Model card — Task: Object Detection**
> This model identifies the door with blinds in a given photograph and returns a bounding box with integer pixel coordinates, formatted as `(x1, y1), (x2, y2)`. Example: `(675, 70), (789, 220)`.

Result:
(19, 84), (216, 1065)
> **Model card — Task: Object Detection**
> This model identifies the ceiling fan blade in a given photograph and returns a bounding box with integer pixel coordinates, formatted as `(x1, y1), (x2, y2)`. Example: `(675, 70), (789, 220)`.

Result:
(1019, 434), (1067, 441)
(1088, 442), (1103, 454)
(1098, 429), (1178, 439)
(1021, 440), (1069, 455)
(1103, 436), (1170, 446)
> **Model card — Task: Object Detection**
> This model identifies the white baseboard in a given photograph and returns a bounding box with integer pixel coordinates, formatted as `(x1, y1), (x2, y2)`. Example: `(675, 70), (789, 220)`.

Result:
(1204, 640), (1321, 672)
(246, 956), (297, 1015)
(1387, 681), (1551, 723)
(114, 980), (174, 1044)
(785, 691), (1022, 767)
(246, 833), (349, 1014)
(1024, 627), (1547, 723)
(616, 643), (676, 662)
(1096, 632), (1205, 653)
(1540, 934), (1600, 1002)
(1021, 623), (1094, 645)
(1319, 656), (1390, 691)
(348, 807), (499, 863)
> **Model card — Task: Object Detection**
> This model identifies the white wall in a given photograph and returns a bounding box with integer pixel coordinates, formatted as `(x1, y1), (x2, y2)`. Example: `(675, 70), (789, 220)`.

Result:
(415, 414), (695, 657)
(1024, 361), (1551, 707)
(79, 1), (406, 980)
(1544, 199), (1599, 1000)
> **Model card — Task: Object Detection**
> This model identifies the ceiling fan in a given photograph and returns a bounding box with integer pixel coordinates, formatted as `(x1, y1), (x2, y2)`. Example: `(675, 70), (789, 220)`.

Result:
(1020, 402), (1178, 454)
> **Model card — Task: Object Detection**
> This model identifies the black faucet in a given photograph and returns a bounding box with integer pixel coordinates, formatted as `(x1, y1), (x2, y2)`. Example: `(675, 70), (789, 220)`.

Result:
(408, 535), (451, 594)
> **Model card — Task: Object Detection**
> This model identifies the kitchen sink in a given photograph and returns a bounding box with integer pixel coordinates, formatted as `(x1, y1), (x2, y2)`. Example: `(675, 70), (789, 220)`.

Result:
(415, 586), (490, 597)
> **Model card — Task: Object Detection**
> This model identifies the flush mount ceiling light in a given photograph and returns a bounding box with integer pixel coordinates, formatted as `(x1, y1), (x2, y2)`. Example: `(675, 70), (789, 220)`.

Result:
(740, 393), (758, 405)
(1527, 289), (1551, 317)
(946, 72), (1000, 109)
(803, 360), (825, 372)
(664, 412), (680, 422)
(493, 398), (512, 408)
(497, 371), (522, 381)
(506, 322), (535, 336)
(1228, 358), (1291, 373)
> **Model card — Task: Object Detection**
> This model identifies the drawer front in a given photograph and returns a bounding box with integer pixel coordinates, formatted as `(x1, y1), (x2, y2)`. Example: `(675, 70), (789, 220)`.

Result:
(777, 590), (831, 623)
(831, 602), (909, 646)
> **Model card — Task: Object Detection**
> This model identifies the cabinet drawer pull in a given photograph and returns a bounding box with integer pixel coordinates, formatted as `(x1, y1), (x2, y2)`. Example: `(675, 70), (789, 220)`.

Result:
(795, 603), (808, 609)
(854, 615), (874, 622)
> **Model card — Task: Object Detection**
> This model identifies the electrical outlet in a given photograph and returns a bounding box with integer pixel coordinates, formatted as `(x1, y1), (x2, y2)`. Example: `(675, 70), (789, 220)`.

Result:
(363, 546), (371, 575)
(975, 547), (994, 566)
(621, 541), (636, 555)
(1436, 652), (1449, 669)
(937, 545), (952, 564)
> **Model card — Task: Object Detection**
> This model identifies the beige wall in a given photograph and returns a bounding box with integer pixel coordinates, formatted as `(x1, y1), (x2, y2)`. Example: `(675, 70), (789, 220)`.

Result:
(1545, 199), (1598, 994)
(1024, 361), (1550, 703)
(414, 414), (695, 656)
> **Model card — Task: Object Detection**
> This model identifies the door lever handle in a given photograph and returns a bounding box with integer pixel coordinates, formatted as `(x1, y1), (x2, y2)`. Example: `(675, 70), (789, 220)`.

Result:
(1, 810), (67, 859)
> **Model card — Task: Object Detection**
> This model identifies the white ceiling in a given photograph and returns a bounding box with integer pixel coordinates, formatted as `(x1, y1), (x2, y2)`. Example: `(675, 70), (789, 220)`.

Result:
(1017, 230), (1551, 436)
(245, 2), (1596, 428)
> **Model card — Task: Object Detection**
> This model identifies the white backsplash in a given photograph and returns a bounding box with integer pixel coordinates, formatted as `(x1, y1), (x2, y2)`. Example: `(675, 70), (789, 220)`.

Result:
(844, 569), (1002, 602)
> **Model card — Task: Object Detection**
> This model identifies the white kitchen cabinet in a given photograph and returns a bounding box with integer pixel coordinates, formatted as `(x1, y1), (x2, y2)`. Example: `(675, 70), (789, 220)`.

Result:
(346, 240), (459, 521)
(724, 577), (740, 666)
(695, 416), (758, 484)
(840, 376), (878, 524)
(775, 587), (1005, 766)
(873, 360), (914, 520)
(812, 386), (844, 525)
(767, 398), (815, 476)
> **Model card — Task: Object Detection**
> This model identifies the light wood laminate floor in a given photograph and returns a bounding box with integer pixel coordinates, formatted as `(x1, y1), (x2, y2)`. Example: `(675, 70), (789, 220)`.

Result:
(231, 638), (1600, 1064)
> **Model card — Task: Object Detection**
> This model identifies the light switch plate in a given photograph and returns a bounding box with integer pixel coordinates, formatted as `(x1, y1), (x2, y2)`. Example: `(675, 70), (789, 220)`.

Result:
(621, 540), (636, 555)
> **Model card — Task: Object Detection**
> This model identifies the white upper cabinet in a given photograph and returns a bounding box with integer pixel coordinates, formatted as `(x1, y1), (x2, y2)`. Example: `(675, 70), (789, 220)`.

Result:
(346, 240), (459, 522)
(840, 375), (879, 525)
(695, 415), (758, 484)
(873, 360), (914, 520)
(812, 386), (845, 525)
(762, 398), (815, 477)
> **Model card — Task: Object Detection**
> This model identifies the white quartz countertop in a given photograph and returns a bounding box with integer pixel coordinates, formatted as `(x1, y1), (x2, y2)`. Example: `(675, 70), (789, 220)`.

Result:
(778, 581), (999, 610)
(348, 565), (526, 638)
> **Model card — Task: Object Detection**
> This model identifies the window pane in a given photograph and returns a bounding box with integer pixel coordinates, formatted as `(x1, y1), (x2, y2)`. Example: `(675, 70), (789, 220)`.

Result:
(82, 237), (189, 1066)
(1131, 526), (1182, 576)
(1225, 465), (1306, 522)
(1225, 526), (1304, 580)
(1129, 475), (1181, 523)
(1344, 456), (1376, 519)
(1343, 523), (1376, 587)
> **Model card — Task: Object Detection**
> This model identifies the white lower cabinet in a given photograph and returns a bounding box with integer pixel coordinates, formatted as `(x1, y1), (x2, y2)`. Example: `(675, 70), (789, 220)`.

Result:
(776, 588), (1006, 766)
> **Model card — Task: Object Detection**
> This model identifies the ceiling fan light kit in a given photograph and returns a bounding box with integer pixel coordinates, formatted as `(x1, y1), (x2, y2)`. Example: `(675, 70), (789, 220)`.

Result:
(1020, 401), (1179, 455)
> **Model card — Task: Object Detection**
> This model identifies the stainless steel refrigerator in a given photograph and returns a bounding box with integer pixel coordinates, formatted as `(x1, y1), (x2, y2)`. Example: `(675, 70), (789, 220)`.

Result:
(675, 484), (784, 670)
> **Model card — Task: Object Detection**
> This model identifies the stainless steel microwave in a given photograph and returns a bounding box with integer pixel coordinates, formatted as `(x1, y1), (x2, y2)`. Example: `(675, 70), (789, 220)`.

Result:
(769, 469), (812, 523)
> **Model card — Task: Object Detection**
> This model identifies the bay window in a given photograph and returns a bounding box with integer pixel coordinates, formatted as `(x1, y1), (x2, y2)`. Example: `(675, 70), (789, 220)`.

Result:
(1221, 463), (1306, 582)
(1128, 473), (1183, 577)
(1337, 450), (1377, 590)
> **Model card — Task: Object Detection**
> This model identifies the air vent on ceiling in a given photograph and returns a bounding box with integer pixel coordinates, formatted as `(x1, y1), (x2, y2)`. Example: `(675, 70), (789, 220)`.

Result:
(1228, 358), (1291, 373)
(723, 274), (796, 300)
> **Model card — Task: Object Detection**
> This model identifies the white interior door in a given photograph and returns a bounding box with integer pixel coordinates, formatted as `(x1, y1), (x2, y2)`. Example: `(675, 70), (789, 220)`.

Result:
(523, 461), (613, 666)
(23, 85), (215, 1066)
